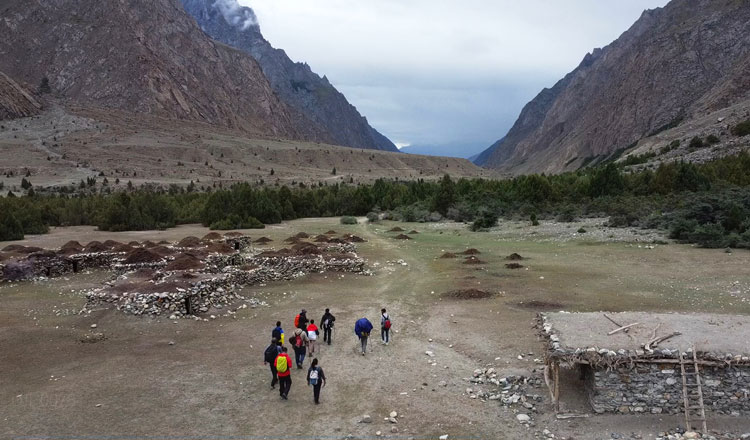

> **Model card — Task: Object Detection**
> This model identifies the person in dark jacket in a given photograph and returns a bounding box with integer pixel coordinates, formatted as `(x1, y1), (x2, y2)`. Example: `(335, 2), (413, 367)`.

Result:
(354, 317), (373, 356)
(263, 337), (282, 389)
(272, 321), (284, 345)
(296, 309), (309, 330)
(307, 358), (327, 404)
(321, 308), (336, 345)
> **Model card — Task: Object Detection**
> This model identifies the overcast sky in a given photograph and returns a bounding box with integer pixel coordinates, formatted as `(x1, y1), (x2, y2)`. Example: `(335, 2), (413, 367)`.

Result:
(244, 0), (670, 158)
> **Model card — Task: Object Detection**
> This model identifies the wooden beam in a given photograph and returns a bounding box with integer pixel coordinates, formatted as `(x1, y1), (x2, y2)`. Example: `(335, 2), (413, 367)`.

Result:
(554, 362), (561, 413)
(608, 322), (640, 335)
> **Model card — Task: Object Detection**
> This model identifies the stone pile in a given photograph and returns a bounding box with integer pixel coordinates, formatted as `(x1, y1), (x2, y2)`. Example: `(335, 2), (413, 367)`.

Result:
(83, 239), (368, 317)
(465, 368), (545, 410)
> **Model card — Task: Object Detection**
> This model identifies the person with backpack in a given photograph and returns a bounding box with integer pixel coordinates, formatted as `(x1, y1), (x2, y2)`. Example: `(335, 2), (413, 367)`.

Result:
(263, 337), (282, 389)
(307, 358), (327, 404)
(275, 346), (293, 400)
(290, 327), (310, 368)
(307, 319), (320, 356)
(380, 308), (392, 345)
(294, 309), (309, 330)
(272, 321), (285, 346)
(354, 317), (373, 356)
(321, 308), (336, 345)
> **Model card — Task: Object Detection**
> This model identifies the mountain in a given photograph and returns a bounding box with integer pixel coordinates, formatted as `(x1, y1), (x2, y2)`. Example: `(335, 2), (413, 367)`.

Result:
(0, 71), (41, 121)
(180, 0), (398, 152)
(0, 0), (329, 141)
(475, 0), (750, 174)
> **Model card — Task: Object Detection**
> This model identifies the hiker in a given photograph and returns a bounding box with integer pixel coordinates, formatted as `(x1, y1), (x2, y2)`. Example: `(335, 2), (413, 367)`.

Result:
(321, 308), (336, 345)
(290, 327), (310, 368)
(263, 337), (282, 389)
(295, 309), (309, 330)
(307, 319), (319, 356)
(381, 308), (391, 345)
(272, 321), (285, 345)
(275, 346), (293, 400)
(307, 358), (327, 404)
(354, 317), (373, 356)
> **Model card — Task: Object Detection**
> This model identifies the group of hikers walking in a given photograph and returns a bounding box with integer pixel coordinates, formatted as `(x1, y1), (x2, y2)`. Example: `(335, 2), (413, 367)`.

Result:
(263, 307), (392, 402)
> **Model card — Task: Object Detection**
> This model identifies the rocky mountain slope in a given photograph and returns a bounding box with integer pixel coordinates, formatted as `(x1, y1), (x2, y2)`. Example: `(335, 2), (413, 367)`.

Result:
(475, 0), (750, 174)
(0, 71), (41, 121)
(0, 0), (329, 141)
(180, 0), (398, 152)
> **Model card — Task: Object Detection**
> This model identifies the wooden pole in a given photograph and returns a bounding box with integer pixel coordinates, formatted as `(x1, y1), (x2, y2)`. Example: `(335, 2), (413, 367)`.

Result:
(554, 362), (560, 413)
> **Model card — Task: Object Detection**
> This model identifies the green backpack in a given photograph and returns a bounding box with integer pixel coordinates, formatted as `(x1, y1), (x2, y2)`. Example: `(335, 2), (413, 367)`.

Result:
(276, 355), (288, 374)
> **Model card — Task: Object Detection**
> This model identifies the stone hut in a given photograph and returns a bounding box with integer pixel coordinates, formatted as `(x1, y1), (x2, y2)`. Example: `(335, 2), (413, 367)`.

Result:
(540, 312), (750, 420)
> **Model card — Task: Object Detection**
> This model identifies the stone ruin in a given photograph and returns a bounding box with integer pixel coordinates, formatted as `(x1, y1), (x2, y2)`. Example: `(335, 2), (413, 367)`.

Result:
(539, 312), (750, 417)
(1, 231), (369, 317)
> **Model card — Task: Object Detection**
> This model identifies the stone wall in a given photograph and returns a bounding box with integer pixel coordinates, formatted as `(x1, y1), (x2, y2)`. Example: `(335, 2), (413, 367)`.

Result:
(589, 363), (750, 416)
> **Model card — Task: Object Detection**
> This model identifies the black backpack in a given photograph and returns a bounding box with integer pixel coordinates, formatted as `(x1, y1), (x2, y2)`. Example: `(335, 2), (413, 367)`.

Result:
(272, 328), (282, 341)
(264, 344), (277, 363)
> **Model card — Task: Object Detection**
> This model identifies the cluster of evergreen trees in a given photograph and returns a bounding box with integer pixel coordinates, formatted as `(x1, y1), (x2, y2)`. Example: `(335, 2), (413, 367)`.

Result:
(2, 152), (749, 248)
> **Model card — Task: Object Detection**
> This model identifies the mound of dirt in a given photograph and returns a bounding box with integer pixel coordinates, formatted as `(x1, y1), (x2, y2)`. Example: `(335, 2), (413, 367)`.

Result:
(461, 248), (481, 255)
(516, 300), (564, 310)
(123, 248), (163, 265)
(393, 234), (412, 240)
(325, 230), (337, 235)
(408, 230), (420, 235)
(313, 235), (330, 243)
(254, 237), (272, 243)
(439, 252), (457, 259)
(165, 253), (205, 271)
(224, 231), (244, 237)
(112, 243), (135, 253)
(157, 240), (171, 245)
(149, 245), (176, 257)
(388, 227), (405, 232)
(142, 240), (158, 248)
(463, 256), (485, 264)
(202, 232), (223, 241)
(181, 272), (198, 279)
(506, 253), (525, 261)
(284, 236), (302, 244)
(444, 289), (494, 299)
(294, 232), (310, 239)
(177, 236), (202, 248)
(292, 242), (322, 256)
(505, 263), (524, 269)
(128, 241), (141, 247)
(102, 240), (123, 249)
(2, 245), (26, 252)
(60, 241), (84, 252)
(207, 242), (235, 254)
(84, 241), (109, 253)
(343, 234), (366, 243)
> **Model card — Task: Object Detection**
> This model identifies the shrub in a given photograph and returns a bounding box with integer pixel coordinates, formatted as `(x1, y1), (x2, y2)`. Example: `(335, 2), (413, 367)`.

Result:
(340, 216), (357, 225)
(366, 212), (379, 223)
(731, 120), (750, 137)
(577, 227), (587, 233)
(555, 205), (577, 222)
(0, 210), (24, 241)
(705, 134), (720, 145)
(530, 213), (539, 226)
(687, 222), (727, 248)
(688, 136), (704, 150)
(470, 210), (498, 231)
(210, 214), (264, 230)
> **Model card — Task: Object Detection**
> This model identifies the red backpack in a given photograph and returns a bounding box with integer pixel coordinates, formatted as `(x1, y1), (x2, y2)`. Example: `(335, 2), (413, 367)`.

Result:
(294, 314), (300, 327)
(384, 318), (392, 330)
(294, 333), (304, 347)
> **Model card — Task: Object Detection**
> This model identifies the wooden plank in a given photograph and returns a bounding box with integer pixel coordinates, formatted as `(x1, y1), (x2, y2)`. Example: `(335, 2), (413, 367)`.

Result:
(608, 322), (640, 335)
